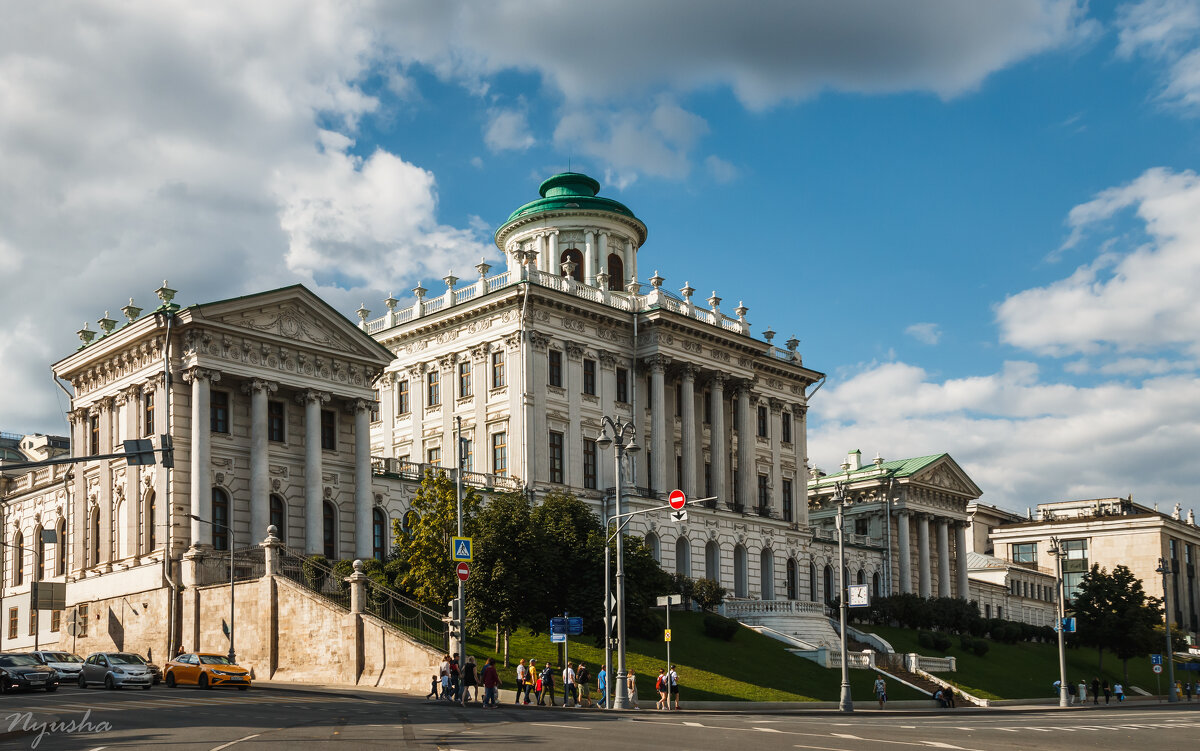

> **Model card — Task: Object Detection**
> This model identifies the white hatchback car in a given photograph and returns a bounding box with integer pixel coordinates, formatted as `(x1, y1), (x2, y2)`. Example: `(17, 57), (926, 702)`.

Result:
(30, 651), (85, 679)
(78, 652), (153, 690)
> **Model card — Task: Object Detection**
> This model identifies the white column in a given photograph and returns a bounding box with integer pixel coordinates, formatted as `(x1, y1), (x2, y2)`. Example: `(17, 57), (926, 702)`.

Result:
(937, 518), (951, 597)
(354, 399), (374, 559)
(769, 399), (782, 514)
(954, 521), (969, 600)
(626, 238), (636, 284)
(301, 390), (330, 554)
(152, 374), (169, 554)
(709, 375), (727, 503)
(598, 232), (609, 281)
(598, 352), (616, 490)
(246, 379), (275, 542)
(69, 409), (88, 571)
(680, 365), (697, 498)
(917, 513), (931, 598)
(897, 510), (912, 595)
(795, 404), (810, 526)
(537, 233), (549, 273)
(736, 383), (754, 507)
(122, 388), (140, 558)
(566, 344), (584, 488)
(584, 230), (596, 284)
(548, 231), (559, 273)
(185, 369), (217, 548)
(98, 397), (114, 566)
(648, 356), (668, 493)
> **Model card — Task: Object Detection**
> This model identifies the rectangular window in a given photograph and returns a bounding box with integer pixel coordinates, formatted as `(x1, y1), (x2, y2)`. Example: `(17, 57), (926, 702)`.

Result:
(757, 474), (769, 508)
(143, 391), (155, 436)
(704, 391), (712, 424)
(29, 609), (37, 636)
(782, 478), (794, 522)
(268, 401), (285, 442)
(492, 351), (506, 388)
(997, 606), (1002, 619)
(616, 368), (629, 403)
(320, 410), (336, 450)
(460, 438), (473, 472)
(89, 414), (100, 455)
(50, 609), (61, 633)
(210, 390), (230, 433)
(548, 350), (563, 388)
(548, 431), (564, 483)
(583, 359), (597, 396)
(427, 447), (442, 466)
(459, 361), (472, 398)
(781, 412), (792, 444)
(757, 405), (768, 437)
(397, 380), (410, 414)
(492, 432), (507, 477)
(583, 439), (597, 490)
(427, 371), (440, 406)
(704, 462), (712, 497)
(855, 518), (869, 536)
(1011, 543), (1037, 564)
(370, 390), (380, 422)
(7, 608), (16, 639)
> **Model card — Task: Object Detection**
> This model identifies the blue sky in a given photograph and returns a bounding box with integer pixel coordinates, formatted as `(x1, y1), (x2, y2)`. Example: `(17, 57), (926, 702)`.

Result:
(2, 1), (1199, 514)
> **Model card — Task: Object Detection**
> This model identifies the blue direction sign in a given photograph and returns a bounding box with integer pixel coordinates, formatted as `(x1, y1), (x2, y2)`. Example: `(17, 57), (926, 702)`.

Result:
(451, 536), (473, 562)
(1062, 617), (1076, 633)
(550, 617), (584, 635)
(1151, 654), (1163, 665)
(550, 632), (566, 643)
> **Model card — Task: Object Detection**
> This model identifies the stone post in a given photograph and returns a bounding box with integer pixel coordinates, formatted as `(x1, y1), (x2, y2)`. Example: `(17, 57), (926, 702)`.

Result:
(346, 559), (368, 615)
(262, 524), (283, 576)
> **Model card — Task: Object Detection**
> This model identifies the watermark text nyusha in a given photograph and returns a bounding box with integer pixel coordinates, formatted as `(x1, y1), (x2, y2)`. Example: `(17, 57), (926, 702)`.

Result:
(5, 710), (112, 749)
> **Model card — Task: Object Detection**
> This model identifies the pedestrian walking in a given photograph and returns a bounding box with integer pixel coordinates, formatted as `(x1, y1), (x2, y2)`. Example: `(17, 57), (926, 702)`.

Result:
(1102, 679), (1111, 704)
(528, 659), (540, 705)
(426, 674), (439, 700)
(562, 662), (576, 707)
(669, 665), (680, 710)
(1114, 682), (1125, 702)
(627, 669), (639, 709)
(514, 659), (529, 705)
(873, 676), (887, 709)
(1184, 680), (1193, 702)
(655, 668), (668, 710)
(540, 663), (557, 706)
(1091, 677), (1100, 705)
(449, 657), (460, 702)
(481, 657), (501, 708)
(1076, 679), (1087, 704)
(439, 655), (452, 701)
(461, 656), (478, 704)
(577, 663), (592, 707)
(1067, 681), (1077, 704)
(597, 665), (607, 708)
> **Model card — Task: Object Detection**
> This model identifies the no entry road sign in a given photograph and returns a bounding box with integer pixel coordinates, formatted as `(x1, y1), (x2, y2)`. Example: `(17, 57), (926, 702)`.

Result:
(668, 489), (686, 510)
(456, 562), (470, 581)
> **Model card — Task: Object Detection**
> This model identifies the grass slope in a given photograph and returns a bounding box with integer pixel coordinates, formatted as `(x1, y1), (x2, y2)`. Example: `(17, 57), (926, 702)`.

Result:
(863, 624), (1165, 700)
(466, 611), (923, 702)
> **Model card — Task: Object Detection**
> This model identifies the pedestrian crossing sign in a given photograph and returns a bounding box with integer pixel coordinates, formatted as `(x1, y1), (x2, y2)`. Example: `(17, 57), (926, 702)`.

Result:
(451, 536), (473, 562)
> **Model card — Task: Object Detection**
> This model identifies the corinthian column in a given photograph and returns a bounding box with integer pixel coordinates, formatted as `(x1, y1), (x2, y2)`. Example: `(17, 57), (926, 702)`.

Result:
(353, 398), (374, 559)
(244, 379), (277, 542)
(769, 399), (783, 514)
(648, 356), (669, 493)
(896, 509), (912, 595)
(709, 375), (727, 502)
(679, 365), (698, 498)
(735, 382), (754, 506)
(917, 514), (931, 598)
(937, 518), (951, 597)
(183, 368), (219, 548)
(955, 521), (969, 600)
(300, 390), (331, 554)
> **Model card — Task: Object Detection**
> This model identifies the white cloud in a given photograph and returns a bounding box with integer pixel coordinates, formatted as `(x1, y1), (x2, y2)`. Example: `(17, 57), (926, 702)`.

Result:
(1117, 0), (1200, 111)
(554, 101), (709, 185)
(705, 155), (740, 183)
(484, 108), (535, 152)
(1096, 357), (1197, 376)
(997, 168), (1200, 358)
(905, 322), (942, 345)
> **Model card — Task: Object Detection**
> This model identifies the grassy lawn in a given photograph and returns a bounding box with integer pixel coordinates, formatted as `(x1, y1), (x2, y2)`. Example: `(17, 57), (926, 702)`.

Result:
(861, 624), (1165, 700)
(465, 611), (924, 702)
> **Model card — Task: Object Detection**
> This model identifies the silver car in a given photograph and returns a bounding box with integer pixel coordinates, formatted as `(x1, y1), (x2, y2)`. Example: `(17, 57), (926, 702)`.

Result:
(78, 652), (153, 690)
(30, 650), (85, 678)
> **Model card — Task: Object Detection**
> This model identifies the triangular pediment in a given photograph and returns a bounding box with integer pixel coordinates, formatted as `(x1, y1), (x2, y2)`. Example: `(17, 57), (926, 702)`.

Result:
(195, 285), (394, 366)
(909, 455), (982, 499)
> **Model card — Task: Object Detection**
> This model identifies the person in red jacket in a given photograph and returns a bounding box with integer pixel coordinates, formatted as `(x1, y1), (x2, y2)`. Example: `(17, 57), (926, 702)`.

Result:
(481, 657), (501, 708)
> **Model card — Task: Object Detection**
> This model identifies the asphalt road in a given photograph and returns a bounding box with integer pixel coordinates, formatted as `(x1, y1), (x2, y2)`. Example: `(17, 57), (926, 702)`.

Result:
(0, 683), (1198, 750)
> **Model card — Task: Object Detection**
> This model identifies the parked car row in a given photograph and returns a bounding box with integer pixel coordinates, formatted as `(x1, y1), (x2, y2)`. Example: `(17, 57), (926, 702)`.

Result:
(0, 650), (250, 693)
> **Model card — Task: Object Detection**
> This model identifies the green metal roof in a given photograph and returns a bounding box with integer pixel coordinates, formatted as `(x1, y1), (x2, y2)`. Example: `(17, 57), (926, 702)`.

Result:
(501, 172), (639, 224)
(809, 453), (947, 489)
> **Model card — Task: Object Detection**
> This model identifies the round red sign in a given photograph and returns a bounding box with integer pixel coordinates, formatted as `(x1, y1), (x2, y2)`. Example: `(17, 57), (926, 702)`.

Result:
(668, 489), (686, 510)
(456, 562), (470, 581)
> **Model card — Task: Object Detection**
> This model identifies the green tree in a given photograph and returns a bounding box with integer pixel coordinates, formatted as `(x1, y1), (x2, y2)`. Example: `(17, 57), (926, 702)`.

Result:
(1069, 563), (1120, 672)
(691, 577), (728, 612)
(465, 491), (542, 639)
(392, 469), (483, 607)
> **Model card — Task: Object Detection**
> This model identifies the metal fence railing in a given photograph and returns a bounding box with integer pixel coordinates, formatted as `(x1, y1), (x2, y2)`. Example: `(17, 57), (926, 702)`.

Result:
(194, 546), (266, 587)
(277, 545), (351, 611)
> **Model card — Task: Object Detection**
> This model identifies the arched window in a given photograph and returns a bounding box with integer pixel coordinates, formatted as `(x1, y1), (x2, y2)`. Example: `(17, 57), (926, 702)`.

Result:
(90, 507), (100, 567)
(760, 548), (775, 600)
(675, 536), (691, 577)
(644, 532), (660, 564)
(872, 571), (881, 598)
(13, 532), (24, 586)
(55, 519), (66, 576)
(823, 565), (834, 606)
(786, 558), (798, 600)
(857, 569), (865, 586)
(559, 248), (584, 281)
(34, 526), (45, 582)
(372, 508), (387, 560)
(733, 544), (748, 598)
(810, 561), (818, 602)
(323, 501), (337, 560)
(270, 495), (286, 542)
(606, 253), (624, 290)
(705, 540), (720, 582)
(144, 490), (157, 553)
(212, 489), (230, 551)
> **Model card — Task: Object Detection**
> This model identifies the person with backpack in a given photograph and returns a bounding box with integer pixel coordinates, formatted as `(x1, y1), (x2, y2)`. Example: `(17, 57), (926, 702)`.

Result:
(539, 662), (556, 706)
(576, 663), (592, 707)
(655, 668), (668, 710)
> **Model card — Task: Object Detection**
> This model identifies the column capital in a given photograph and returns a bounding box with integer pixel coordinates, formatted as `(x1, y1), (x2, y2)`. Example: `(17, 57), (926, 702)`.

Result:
(896, 508), (913, 518)
(296, 389), (331, 406)
(405, 362), (427, 379)
(68, 407), (90, 425)
(706, 372), (728, 391)
(792, 403), (808, 418)
(436, 353), (458, 370)
(346, 397), (375, 415)
(732, 378), (756, 397)
(529, 331), (550, 352)
(504, 332), (522, 351)
(644, 354), (670, 373)
(679, 363), (700, 381)
(181, 367), (220, 385)
(769, 398), (786, 415)
(469, 342), (491, 362)
(241, 378), (278, 396)
(597, 349), (618, 369)
(565, 341), (586, 360)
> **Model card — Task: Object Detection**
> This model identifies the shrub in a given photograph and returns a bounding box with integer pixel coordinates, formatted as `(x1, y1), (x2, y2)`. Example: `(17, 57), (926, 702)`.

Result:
(703, 614), (740, 641)
(302, 554), (330, 591)
(931, 632), (952, 652)
(691, 578), (728, 612)
(917, 630), (935, 649)
(971, 639), (990, 657)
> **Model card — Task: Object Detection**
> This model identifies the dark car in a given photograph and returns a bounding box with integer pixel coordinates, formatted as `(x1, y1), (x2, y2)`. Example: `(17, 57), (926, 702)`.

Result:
(0, 653), (60, 693)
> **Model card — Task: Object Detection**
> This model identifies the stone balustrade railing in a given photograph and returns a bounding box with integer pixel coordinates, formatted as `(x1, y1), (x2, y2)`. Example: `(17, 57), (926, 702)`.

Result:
(722, 598), (827, 618)
(371, 456), (522, 491)
(906, 653), (956, 673)
(791, 647), (877, 670)
(0, 462), (73, 492)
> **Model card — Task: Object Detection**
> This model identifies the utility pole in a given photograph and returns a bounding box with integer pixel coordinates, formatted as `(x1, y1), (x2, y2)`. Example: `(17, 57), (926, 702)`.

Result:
(836, 476), (852, 713)
(1050, 537), (1068, 707)
(1157, 557), (1178, 703)
(455, 415), (466, 670)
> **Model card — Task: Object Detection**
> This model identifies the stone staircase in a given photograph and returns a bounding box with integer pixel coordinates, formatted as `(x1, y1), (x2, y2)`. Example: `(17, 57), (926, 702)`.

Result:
(723, 599), (842, 650)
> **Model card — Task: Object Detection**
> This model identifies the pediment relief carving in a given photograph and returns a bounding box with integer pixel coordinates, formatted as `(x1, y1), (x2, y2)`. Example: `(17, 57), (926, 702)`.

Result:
(218, 304), (354, 353)
(914, 464), (975, 496)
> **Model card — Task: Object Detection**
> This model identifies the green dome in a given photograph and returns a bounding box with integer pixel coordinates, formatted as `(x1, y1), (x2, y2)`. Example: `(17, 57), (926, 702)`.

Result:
(502, 172), (638, 223)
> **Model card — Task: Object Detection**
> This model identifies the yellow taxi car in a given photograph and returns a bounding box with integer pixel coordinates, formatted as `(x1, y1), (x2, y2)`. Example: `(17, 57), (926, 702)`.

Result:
(164, 653), (251, 690)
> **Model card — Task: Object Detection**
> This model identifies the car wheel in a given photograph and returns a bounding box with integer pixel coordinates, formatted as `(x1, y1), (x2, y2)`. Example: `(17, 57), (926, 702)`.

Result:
(198, 674), (209, 690)
(165, 672), (176, 688)
(45, 685), (57, 693)
(104, 675), (115, 690)
(78, 674), (87, 689)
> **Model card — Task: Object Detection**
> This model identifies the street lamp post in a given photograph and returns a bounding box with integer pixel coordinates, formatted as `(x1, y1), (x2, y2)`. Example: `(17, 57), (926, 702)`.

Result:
(1048, 537), (1068, 707)
(596, 415), (640, 711)
(186, 514), (235, 662)
(1156, 558), (1178, 703)
(834, 477), (852, 713)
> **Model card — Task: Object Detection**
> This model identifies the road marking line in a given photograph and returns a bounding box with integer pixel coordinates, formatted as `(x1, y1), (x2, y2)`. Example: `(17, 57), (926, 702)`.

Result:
(531, 723), (587, 730)
(755, 727), (783, 733)
(209, 735), (260, 751)
(683, 721), (704, 727)
(793, 745), (856, 751)
(831, 734), (861, 739)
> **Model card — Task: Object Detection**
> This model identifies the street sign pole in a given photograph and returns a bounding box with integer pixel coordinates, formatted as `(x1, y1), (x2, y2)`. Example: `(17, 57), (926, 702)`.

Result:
(455, 416), (465, 670)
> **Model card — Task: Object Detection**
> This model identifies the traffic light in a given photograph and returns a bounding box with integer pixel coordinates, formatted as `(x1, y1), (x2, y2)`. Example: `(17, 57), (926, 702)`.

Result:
(447, 598), (461, 640)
